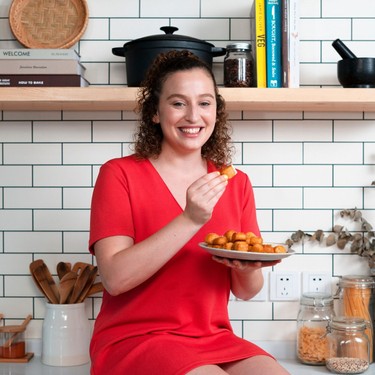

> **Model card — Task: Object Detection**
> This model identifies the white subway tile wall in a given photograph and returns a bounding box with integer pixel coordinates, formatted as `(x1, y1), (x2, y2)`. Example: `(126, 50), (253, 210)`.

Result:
(0, 0), (374, 344)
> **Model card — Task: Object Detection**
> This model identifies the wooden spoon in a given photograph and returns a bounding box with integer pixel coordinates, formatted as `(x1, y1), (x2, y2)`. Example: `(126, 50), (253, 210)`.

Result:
(58, 271), (77, 304)
(86, 282), (104, 297)
(3, 314), (32, 348)
(31, 264), (59, 304)
(76, 266), (98, 303)
(72, 261), (93, 275)
(68, 265), (92, 303)
(29, 259), (46, 295)
(40, 261), (60, 303)
(56, 262), (71, 280)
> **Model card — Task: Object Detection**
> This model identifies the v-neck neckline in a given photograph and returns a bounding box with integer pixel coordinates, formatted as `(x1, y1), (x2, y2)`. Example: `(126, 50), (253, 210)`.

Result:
(146, 158), (216, 212)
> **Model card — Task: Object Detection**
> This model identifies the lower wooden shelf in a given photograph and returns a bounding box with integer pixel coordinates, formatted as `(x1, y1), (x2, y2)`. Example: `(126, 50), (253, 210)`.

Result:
(0, 87), (375, 112)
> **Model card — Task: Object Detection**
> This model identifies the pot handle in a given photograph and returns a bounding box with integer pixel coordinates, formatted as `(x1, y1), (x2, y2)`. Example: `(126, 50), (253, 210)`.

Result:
(112, 47), (125, 57)
(211, 47), (227, 57)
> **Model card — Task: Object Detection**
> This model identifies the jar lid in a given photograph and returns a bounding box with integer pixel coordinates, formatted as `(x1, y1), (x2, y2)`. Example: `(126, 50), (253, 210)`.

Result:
(226, 42), (252, 51)
(328, 316), (367, 331)
(338, 275), (375, 289)
(300, 292), (334, 307)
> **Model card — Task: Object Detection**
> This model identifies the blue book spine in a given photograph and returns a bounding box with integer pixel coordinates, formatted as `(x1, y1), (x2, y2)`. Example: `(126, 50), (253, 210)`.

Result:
(266, 0), (282, 88)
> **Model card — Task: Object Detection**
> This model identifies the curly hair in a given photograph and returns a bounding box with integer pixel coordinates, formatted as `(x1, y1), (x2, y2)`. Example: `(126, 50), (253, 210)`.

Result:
(133, 50), (233, 168)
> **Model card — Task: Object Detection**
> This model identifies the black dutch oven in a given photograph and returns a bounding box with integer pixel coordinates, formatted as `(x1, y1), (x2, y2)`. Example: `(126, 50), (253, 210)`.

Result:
(112, 26), (227, 87)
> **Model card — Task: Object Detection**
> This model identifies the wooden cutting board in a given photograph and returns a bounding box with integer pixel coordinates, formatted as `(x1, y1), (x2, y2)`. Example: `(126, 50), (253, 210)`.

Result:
(0, 352), (34, 363)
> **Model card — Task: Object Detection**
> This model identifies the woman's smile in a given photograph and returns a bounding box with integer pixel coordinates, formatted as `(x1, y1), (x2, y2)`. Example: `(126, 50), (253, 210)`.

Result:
(179, 126), (202, 135)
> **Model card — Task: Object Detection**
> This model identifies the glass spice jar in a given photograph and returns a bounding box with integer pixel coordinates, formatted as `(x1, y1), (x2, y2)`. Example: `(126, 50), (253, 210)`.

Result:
(296, 292), (335, 365)
(326, 317), (370, 374)
(224, 43), (254, 87)
(0, 325), (26, 359)
(337, 275), (375, 363)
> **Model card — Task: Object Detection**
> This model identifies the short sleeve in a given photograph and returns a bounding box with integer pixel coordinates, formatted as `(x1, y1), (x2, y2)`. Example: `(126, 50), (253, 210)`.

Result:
(89, 160), (135, 253)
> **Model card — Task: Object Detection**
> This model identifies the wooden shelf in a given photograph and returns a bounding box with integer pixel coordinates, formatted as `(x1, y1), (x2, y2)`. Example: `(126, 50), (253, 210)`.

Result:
(0, 87), (375, 112)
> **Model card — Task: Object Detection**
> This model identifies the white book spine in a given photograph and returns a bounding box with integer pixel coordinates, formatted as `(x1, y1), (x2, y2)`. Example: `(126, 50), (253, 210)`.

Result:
(0, 49), (80, 60)
(288, 0), (300, 88)
(0, 59), (86, 75)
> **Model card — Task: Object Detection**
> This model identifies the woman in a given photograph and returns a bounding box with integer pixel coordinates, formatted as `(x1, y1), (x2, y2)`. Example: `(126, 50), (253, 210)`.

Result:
(89, 50), (290, 375)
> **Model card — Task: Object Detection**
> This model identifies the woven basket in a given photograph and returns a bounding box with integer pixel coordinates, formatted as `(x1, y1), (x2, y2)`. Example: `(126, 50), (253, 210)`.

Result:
(9, 0), (89, 49)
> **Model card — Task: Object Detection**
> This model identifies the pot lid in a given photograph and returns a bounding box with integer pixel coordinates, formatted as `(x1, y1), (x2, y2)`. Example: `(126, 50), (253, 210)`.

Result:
(124, 26), (215, 47)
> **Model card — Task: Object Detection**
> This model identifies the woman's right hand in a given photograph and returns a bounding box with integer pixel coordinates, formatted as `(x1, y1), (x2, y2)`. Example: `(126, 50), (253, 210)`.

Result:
(183, 171), (228, 225)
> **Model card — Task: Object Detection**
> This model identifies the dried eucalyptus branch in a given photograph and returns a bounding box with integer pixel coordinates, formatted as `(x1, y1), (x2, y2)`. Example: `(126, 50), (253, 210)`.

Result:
(287, 208), (375, 269)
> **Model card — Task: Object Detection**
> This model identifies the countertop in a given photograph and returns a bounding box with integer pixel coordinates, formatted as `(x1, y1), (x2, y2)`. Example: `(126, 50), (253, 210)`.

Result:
(1, 356), (374, 375)
(1, 340), (374, 374)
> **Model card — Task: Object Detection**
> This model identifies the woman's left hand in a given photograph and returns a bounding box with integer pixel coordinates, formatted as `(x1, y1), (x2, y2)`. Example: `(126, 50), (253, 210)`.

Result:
(212, 256), (281, 271)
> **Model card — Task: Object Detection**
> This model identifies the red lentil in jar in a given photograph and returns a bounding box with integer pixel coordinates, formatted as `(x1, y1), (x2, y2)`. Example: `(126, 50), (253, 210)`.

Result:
(1, 341), (26, 358)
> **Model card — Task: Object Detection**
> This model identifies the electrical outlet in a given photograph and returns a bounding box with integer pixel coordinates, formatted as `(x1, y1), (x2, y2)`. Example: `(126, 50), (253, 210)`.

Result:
(251, 270), (269, 302)
(303, 272), (332, 294)
(270, 271), (300, 301)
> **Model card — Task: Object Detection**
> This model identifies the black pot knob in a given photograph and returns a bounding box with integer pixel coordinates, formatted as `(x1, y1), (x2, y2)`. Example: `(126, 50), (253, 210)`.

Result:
(160, 26), (179, 35)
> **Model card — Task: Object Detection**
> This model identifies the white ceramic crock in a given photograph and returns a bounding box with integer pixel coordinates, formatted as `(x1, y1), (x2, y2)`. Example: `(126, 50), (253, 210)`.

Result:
(42, 302), (91, 366)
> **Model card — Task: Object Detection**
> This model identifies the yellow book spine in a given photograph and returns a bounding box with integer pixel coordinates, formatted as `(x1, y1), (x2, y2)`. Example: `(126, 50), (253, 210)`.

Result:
(255, 0), (267, 87)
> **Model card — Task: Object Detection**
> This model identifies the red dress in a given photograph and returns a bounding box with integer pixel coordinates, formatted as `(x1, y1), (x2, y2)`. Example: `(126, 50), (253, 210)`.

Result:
(89, 155), (272, 375)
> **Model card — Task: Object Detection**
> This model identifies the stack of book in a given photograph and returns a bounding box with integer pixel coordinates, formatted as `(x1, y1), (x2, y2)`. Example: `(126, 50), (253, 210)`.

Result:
(254, 0), (299, 88)
(0, 49), (89, 87)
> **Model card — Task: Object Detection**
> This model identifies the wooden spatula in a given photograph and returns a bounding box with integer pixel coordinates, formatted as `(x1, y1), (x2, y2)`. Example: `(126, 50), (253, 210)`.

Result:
(68, 265), (92, 304)
(72, 261), (93, 276)
(76, 266), (98, 303)
(31, 264), (59, 304)
(58, 271), (77, 304)
(40, 261), (60, 303)
(56, 262), (71, 280)
(86, 282), (104, 297)
(29, 259), (45, 295)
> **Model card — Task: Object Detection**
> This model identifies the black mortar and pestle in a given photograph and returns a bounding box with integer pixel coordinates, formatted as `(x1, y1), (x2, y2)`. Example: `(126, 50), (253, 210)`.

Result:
(332, 39), (375, 88)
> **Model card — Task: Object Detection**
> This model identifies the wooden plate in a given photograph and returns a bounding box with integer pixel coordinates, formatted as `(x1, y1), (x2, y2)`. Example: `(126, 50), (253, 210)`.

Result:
(9, 0), (89, 48)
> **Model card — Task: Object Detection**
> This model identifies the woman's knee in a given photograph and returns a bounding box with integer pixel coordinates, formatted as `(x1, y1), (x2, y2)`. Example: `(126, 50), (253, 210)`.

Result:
(221, 355), (290, 375)
(185, 364), (228, 375)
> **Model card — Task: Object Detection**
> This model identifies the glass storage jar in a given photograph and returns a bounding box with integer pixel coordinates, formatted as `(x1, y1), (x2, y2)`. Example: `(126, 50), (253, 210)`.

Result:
(297, 292), (335, 365)
(224, 43), (254, 87)
(326, 317), (370, 374)
(337, 275), (375, 363)
(0, 325), (26, 359)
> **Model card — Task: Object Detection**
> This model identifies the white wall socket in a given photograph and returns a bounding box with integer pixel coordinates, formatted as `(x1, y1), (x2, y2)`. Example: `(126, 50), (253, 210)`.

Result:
(302, 272), (332, 294)
(270, 271), (300, 301)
